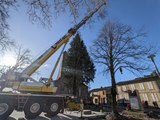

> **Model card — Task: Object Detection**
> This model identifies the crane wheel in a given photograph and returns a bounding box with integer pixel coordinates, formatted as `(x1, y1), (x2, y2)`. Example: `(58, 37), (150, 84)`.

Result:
(24, 99), (42, 119)
(0, 98), (15, 120)
(45, 100), (62, 117)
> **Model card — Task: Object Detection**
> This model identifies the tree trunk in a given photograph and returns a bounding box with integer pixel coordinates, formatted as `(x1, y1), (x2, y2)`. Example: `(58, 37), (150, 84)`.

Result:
(109, 32), (119, 119)
(110, 70), (119, 117)
(109, 63), (119, 120)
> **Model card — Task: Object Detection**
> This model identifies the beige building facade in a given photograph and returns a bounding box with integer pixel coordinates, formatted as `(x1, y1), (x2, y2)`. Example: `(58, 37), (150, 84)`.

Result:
(90, 87), (111, 105)
(117, 74), (160, 107)
(90, 73), (160, 107)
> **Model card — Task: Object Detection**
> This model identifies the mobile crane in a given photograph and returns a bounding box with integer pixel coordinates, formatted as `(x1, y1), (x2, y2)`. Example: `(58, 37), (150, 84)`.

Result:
(0, 2), (106, 120)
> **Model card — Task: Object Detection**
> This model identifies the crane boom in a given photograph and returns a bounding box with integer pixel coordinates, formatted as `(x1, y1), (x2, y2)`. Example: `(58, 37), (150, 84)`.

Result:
(0, 2), (108, 119)
(21, 2), (106, 78)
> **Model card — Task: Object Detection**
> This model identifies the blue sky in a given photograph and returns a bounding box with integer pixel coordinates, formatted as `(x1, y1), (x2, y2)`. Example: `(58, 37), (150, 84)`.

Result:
(4, 0), (160, 89)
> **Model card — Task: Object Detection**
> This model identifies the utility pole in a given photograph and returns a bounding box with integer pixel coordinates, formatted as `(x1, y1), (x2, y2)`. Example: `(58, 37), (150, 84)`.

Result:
(148, 54), (160, 78)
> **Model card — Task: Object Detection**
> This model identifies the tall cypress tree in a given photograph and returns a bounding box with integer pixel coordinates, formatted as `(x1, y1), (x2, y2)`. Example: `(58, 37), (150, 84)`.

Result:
(62, 34), (95, 96)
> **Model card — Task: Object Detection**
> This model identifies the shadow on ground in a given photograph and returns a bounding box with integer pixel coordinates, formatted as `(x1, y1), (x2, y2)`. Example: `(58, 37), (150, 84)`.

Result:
(8, 114), (78, 120)
(7, 116), (49, 120)
(51, 115), (78, 120)
(7, 117), (16, 120)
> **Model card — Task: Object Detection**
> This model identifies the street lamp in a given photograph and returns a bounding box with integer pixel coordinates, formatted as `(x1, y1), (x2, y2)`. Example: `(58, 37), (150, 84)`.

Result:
(148, 54), (160, 78)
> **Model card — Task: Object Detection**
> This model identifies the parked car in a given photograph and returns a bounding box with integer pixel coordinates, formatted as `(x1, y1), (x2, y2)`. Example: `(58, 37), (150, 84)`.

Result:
(117, 98), (130, 107)
(102, 104), (112, 111)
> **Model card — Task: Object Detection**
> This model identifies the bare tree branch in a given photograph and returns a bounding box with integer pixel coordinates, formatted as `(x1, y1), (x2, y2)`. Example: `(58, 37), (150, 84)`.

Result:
(0, 0), (16, 52)
(23, 0), (52, 27)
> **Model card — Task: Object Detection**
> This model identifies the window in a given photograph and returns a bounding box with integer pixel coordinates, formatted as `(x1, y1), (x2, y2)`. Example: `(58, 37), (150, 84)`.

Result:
(103, 98), (106, 103)
(151, 93), (159, 101)
(147, 82), (153, 89)
(103, 91), (105, 95)
(139, 83), (144, 90)
(122, 86), (127, 91)
(142, 94), (148, 101)
(130, 84), (135, 91)
(95, 98), (98, 103)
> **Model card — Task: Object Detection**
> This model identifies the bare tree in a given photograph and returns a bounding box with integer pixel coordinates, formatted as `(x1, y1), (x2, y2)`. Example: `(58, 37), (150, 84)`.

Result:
(91, 21), (153, 119)
(11, 46), (32, 72)
(0, 46), (32, 91)
(0, 33), (14, 52)
(0, 46), (32, 75)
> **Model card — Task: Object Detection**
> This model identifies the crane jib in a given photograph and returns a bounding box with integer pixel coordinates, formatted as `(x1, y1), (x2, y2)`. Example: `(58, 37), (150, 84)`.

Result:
(21, 2), (106, 77)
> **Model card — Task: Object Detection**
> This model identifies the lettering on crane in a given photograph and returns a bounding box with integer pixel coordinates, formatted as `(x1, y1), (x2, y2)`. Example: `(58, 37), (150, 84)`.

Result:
(51, 38), (63, 49)
(51, 34), (69, 49)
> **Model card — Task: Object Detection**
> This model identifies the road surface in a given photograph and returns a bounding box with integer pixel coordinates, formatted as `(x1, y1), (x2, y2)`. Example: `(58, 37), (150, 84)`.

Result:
(8, 110), (107, 120)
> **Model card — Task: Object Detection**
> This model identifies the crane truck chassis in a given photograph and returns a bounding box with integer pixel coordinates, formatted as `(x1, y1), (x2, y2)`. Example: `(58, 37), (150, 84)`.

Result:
(0, 93), (64, 119)
(0, 2), (106, 120)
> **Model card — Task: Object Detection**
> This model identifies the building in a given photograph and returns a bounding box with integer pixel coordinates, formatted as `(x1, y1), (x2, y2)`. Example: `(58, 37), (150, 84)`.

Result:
(117, 73), (160, 107)
(90, 72), (160, 107)
(54, 53), (89, 99)
(89, 86), (111, 105)
(54, 79), (88, 99)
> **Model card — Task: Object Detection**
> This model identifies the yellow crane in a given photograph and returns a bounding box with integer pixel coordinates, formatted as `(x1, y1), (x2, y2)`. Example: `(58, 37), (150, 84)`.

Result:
(0, 2), (106, 120)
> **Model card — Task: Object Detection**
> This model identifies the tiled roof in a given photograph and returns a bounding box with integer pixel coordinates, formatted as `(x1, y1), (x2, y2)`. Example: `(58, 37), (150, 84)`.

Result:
(89, 74), (159, 91)
(89, 86), (111, 92)
(117, 75), (159, 85)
